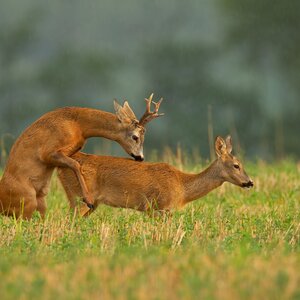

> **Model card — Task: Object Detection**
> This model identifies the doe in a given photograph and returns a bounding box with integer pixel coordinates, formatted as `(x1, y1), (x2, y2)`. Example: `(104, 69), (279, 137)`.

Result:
(58, 135), (253, 215)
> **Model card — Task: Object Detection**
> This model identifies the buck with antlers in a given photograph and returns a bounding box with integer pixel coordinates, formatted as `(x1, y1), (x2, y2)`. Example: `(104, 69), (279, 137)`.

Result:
(58, 136), (253, 216)
(0, 94), (163, 219)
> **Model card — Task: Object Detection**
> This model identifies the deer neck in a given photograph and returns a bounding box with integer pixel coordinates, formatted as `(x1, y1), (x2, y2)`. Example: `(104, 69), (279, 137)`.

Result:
(182, 159), (224, 205)
(78, 108), (122, 141)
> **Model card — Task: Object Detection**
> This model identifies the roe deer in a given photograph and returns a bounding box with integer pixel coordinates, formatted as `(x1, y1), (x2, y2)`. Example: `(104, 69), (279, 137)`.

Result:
(0, 94), (163, 219)
(58, 136), (253, 215)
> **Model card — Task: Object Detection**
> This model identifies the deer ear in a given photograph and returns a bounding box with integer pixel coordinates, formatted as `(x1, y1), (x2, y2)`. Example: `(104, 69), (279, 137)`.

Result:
(114, 99), (131, 124)
(215, 136), (227, 157)
(225, 135), (233, 154)
(123, 101), (138, 122)
(114, 99), (122, 113)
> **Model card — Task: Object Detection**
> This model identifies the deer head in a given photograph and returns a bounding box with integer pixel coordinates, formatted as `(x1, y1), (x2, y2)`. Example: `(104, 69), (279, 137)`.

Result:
(114, 93), (164, 161)
(215, 136), (253, 188)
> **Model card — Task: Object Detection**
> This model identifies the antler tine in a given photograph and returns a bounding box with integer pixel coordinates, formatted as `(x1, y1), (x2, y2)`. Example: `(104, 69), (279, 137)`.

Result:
(139, 94), (164, 126)
(148, 93), (154, 102)
(152, 97), (164, 114)
(144, 94), (153, 113)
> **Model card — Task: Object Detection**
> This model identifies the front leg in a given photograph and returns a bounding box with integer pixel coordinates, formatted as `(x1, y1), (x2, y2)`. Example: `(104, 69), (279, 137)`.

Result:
(42, 150), (94, 209)
(71, 198), (99, 217)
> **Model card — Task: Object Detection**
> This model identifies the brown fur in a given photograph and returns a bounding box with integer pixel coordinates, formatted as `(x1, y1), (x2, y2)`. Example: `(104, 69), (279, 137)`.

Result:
(58, 136), (253, 215)
(0, 98), (162, 219)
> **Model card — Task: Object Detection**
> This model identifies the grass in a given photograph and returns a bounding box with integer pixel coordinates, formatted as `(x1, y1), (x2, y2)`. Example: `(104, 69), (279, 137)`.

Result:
(0, 159), (299, 299)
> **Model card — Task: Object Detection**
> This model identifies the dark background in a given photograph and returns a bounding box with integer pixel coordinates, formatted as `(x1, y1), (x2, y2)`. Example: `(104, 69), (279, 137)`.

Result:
(0, 0), (299, 163)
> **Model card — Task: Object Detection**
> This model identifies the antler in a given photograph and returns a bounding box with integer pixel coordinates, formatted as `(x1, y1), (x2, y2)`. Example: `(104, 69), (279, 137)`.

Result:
(139, 93), (164, 126)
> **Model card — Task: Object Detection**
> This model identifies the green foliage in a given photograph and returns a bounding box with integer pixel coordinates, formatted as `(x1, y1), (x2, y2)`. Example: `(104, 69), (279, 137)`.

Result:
(0, 160), (299, 299)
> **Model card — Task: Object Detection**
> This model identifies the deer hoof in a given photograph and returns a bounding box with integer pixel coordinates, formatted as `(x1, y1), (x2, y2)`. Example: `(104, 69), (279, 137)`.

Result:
(86, 202), (94, 209)
(82, 198), (94, 210)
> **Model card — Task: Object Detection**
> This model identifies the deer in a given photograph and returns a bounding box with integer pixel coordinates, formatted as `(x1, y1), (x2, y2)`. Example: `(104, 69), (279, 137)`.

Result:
(57, 136), (253, 216)
(0, 94), (163, 219)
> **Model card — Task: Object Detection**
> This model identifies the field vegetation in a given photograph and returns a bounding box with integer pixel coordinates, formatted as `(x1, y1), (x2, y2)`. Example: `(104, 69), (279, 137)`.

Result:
(0, 155), (299, 299)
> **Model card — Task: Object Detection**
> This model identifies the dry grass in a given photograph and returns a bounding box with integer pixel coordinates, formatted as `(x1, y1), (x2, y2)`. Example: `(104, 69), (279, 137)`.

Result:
(0, 159), (299, 299)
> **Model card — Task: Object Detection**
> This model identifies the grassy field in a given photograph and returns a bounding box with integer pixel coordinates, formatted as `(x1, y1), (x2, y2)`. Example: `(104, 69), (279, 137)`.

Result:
(0, 159), (299, 299)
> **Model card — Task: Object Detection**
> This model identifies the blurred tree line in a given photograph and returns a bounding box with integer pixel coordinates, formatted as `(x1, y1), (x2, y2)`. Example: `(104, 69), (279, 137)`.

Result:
(0, 0), (299, 164)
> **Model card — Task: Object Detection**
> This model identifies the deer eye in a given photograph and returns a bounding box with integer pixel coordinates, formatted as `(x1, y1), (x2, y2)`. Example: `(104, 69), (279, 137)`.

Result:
(132, 135), (139, 142)
(233, 164), (240, 170)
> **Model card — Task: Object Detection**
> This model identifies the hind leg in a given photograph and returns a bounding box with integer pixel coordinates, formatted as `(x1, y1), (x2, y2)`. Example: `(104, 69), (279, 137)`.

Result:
(22, 198), (38, 219)
(0, 181), (37, 220)
(35, 181), (51, 219)
(2, 196), (38, 220)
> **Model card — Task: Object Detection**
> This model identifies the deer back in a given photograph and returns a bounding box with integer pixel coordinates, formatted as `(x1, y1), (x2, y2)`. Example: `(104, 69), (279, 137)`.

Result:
(58, 152), (184, 211)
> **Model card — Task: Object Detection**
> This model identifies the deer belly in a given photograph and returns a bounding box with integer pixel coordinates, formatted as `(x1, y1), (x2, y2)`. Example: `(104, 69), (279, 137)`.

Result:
(100, 188), (149, 211)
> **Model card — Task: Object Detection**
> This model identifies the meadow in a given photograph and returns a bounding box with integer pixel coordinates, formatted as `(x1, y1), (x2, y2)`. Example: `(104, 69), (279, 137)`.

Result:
(0, 156), (299, 300)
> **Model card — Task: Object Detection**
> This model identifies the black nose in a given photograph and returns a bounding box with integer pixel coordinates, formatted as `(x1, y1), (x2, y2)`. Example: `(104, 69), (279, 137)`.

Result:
(242, 180), (254, 188)
(131, 154), (144, 161)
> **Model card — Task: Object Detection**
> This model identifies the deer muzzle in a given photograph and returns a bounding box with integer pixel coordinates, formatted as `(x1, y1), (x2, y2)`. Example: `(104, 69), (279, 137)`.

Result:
(131, 153), (144, 161)
(242, 180), (254, 188)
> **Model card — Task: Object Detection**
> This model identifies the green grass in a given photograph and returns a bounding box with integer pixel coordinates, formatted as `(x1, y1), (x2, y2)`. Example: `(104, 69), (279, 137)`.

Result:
(0, 159), (299, 299)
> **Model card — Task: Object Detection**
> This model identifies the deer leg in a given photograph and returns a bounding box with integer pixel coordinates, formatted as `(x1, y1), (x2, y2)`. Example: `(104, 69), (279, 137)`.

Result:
(79, 203), (92, 217)
(57, 168), (93, 216)
(22, 198), (38, 220)
(76, 195), (101, 217)
(0, 183), (37, 219)
(36, 196), (47, 219)
(79, 200), (100, 217)
(35, 179), (51, 219)
(42, 151), (94, 209)
(62, 183), (80, 210)
(5, 196), (38, 220)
